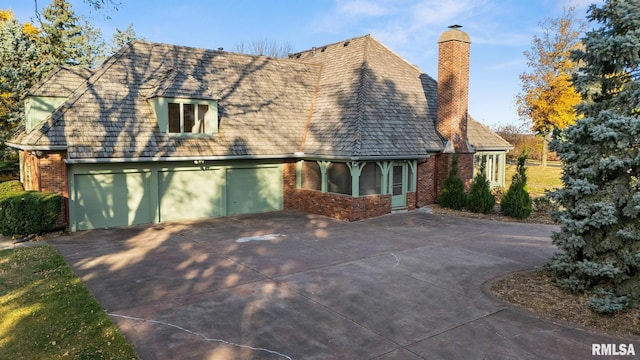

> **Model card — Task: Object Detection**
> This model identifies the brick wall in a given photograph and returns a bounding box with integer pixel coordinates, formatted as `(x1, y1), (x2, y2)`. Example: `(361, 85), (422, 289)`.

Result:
(282, 161), (297, 209)
(437, 29), (470, 152)
(435, 153), (474, 197)
(288, 188), (392, 221)
(406, 191), (417, 210)
(416, 158), (437, 206)
(38, 152), (67, 197)
(351, 194), (392, 221)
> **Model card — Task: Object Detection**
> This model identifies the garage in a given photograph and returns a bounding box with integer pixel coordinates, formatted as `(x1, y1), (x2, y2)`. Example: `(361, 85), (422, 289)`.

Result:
(73, 172), (153, 231)
(158, 168), (223, 222)
(69, 162), (283, 231)
(226, 166), (283, 215)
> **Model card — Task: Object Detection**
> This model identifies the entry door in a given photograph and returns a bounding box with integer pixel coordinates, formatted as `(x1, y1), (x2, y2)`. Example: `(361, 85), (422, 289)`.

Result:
(391, 163), (407, 209)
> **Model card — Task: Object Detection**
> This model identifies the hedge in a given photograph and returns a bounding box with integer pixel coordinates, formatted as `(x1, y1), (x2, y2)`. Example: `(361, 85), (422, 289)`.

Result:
(0, 180), (23, 195)
(0, 191), (61, 236)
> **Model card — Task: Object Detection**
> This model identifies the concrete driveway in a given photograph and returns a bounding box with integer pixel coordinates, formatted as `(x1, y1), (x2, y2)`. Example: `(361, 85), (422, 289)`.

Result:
(50, 211), (633, 359)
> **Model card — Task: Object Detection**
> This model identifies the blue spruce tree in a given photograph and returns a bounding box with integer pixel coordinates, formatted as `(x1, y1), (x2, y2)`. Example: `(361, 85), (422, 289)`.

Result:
(547, 0), (640, 313)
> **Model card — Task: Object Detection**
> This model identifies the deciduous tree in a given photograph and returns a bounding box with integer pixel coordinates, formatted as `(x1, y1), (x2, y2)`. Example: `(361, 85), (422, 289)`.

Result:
(235, 38), (294, 58)
(547, 0), (640, 313)
(517, 7), (584, 166)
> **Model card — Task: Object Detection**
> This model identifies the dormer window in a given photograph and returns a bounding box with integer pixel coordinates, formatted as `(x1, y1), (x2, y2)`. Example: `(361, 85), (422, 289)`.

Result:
(148, 97), (218, 136)
(145, 68), (219, 136)
(168, 102), (211, 134)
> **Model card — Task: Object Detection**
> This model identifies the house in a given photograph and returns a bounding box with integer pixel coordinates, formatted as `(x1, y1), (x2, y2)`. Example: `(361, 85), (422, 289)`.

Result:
(8, 26), (511, 231)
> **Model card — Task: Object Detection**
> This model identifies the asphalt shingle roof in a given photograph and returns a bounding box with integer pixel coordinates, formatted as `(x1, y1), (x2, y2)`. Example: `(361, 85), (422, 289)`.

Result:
(11, 36), (510, 160)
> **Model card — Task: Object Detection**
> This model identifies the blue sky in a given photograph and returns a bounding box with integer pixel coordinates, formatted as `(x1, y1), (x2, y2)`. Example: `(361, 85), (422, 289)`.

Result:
(6, 0), (601, 129)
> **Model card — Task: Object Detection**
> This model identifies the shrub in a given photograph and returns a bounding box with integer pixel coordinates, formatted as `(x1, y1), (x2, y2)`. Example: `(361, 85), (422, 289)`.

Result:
(0, 180), (23, 195)
(501, 154), (532, 219)
(532, 195), (558, 213)
(0, 191), (61, 236)
(466, 157), (495, 214)
(438, 154), (466, 210)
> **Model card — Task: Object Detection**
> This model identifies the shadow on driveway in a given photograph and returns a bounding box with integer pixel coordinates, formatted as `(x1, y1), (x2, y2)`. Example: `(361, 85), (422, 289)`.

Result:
(50, 210), (634, 359)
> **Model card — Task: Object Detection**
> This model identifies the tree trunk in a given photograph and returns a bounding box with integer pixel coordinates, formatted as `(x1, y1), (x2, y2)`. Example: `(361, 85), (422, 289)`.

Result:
(541, 134), (549, 167)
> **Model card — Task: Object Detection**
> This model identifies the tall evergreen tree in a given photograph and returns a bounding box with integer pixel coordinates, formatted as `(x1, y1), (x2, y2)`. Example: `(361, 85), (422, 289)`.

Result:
(548, 0), (640, 313)
(0, 10), (45, 134)
(39, 0), (97, 68)
(109, 23), (140, 54)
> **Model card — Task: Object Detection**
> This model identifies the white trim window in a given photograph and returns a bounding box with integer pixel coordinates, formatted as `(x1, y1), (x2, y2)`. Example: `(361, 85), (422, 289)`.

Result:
(168, 102), (210, 134)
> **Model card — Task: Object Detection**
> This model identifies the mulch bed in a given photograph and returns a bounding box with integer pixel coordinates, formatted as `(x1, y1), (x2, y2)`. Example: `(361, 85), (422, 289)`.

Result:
(426, 204), (640, 339)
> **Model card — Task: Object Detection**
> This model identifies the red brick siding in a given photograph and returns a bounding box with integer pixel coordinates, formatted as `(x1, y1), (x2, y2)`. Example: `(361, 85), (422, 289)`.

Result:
(416, 158), (437, 206)
(434, 153), (474, 199)
(351, 194), (392, 221)
(288, 188), (392, 221)
(406, 191), (417, 210)
(38, 152), (67, 197)
(437, 38), (470, 152)
(282, 161), (297, 209)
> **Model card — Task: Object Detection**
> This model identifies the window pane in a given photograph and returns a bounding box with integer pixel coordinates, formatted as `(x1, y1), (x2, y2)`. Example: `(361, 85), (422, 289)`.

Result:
(359, 162), (381, 195)
(168, 103), (181, 133)
(183, 104), (195, 133)
(197, 104), (208, 133)
(327, 162), (352, 195)
(301, 161), (321, 191)
(392, 165), (403, 196)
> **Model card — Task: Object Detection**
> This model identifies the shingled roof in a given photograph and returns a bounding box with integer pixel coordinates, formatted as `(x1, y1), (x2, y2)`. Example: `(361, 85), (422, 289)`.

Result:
(10, 36), (510, 160)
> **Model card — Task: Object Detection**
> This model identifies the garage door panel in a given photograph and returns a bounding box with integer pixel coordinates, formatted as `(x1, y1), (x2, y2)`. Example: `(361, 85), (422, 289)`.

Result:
(159, 169), (222, 222)
(75, 172), (152, 230)
(227, 167), (282, 215)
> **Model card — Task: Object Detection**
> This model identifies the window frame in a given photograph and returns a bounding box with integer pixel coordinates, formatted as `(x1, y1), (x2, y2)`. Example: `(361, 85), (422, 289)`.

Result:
(148, 97), (218, 137)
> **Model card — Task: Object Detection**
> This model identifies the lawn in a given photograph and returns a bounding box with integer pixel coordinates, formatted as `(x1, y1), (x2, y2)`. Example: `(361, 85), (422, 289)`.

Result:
(0, 245), (138, 360)
(505, 164), (563, 197)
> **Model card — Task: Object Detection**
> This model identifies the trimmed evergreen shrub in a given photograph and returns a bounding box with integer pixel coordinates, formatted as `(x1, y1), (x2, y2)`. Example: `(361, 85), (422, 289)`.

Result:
(0, 180), (23, 195)
(500, 154), (532, 219)
(0, 191), (61, 236)
(466, 157), (495, 214)
(438, 154), (466, 210)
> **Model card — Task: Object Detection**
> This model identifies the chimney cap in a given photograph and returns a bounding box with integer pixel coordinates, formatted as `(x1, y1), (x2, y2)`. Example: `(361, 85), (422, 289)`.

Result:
(438, 25), (471, 44)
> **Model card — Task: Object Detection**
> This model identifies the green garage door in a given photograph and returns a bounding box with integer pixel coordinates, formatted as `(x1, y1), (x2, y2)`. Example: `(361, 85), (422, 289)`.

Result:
(226, 166), (282, 215)
(158, 168), (223, 222)
(74, 172), (153, 230)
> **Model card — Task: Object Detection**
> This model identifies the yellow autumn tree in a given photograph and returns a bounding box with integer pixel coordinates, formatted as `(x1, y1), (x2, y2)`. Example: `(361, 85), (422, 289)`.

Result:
(517, 7), (584, 166)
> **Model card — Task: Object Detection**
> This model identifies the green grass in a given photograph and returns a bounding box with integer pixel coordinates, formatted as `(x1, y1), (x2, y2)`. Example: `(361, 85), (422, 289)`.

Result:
(0, 245), (138, 360)
(505, 164), (563, 198)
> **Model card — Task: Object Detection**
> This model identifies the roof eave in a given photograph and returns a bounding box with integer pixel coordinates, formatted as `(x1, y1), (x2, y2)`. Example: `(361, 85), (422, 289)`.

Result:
(5, 142), (67, 152)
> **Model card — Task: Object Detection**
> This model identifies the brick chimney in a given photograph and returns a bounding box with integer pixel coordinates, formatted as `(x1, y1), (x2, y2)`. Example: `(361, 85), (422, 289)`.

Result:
(437, 25), (471, 153)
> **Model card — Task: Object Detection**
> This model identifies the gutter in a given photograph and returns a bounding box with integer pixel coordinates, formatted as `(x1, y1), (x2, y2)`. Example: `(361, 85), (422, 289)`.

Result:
(5, 143), (67, 151)
(64, 154), (295, 164)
